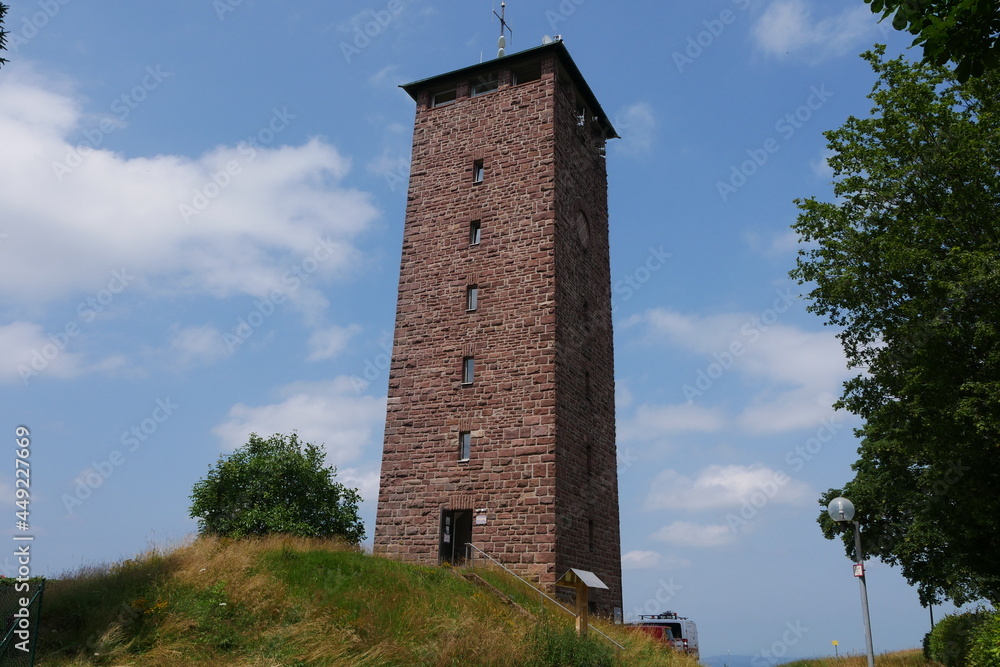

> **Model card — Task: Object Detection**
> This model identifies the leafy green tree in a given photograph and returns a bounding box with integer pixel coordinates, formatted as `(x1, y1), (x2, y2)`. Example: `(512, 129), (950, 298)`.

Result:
(0, 4), (9, 68)
(190, 432), (365, 543)
(792, 46), (1000, 606)
(866, 0), (1000, 80)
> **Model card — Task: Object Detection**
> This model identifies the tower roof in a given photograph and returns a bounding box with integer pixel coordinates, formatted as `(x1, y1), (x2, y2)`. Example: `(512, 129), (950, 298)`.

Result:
(400, 40), (618, 139)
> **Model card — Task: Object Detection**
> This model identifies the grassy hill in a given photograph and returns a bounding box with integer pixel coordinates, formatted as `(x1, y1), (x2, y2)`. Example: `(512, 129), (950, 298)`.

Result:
(35, 536), (700, 666)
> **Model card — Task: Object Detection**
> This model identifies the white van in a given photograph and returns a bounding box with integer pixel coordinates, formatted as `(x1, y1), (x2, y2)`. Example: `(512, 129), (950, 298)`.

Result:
(629, 611), (699, 658)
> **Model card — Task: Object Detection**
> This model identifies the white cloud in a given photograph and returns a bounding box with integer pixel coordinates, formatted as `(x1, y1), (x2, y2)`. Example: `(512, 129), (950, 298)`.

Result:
(645, 464), (812, 512)
(752, 0), (875, 62)
(0, 322), (85, 383)
(366, 148), (408, 176)
(613, 102), (657, 157)
(618, 402), (725, 443)
(167, 324), (232, 368)
(651, 521), (735, 548)
(307, 324), (362, 361)
(659, 553), (694, 570)
(0, 65), (379, 314)
(337, 466), (381, 505)
(811, 148), (836, 179)
(738, 389), (843, 433)
(621, 550), (661, 570)
(743, 229), (800, 257)
(631, 307), (849, 434)
(629, 308), (733, 352)
(212, 377), (386, 464)
(366, 147), (410, 192)
(767, 230), (801, 255)
(731, 323), (847, 433)
(615, 382), (634, 410)
(368, 64), (401, 88)
(0, 321), (125, 384)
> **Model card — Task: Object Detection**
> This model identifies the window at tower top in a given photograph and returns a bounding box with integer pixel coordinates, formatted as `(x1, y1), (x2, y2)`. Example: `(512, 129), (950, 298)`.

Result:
(471, 72), (499, 97)
(432, 88), (457, 107)
(513, 65), (542, 85)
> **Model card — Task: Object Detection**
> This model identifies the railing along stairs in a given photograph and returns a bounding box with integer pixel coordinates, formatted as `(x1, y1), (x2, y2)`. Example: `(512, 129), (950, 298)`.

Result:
(463, 542), (625, 652)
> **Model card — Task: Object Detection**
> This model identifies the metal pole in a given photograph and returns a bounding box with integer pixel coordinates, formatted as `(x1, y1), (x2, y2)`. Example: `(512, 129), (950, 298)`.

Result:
(854, 521), (876, 667)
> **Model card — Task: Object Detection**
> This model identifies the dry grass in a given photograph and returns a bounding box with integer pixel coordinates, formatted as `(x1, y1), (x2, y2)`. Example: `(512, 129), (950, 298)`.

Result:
(35, 536), (697, 666)
(780, 648), (942, 666)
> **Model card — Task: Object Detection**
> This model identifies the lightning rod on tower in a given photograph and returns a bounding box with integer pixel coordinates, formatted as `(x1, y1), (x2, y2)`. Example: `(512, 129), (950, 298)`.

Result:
(493, 1), (512, 58)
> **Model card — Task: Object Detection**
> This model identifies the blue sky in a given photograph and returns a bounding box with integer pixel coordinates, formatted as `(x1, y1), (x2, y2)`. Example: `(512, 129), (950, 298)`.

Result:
(0, 0), (972, 661)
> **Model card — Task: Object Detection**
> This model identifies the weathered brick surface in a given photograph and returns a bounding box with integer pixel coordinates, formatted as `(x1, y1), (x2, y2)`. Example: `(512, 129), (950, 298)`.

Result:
(374, 44), (622, 614)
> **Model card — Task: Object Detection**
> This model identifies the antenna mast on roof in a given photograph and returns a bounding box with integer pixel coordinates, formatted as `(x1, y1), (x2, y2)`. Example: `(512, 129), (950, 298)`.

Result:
(492, 1), (512, 58)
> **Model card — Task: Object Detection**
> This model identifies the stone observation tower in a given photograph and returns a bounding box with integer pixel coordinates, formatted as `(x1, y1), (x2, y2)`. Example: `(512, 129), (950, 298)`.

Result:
(373, 35), (622, 616)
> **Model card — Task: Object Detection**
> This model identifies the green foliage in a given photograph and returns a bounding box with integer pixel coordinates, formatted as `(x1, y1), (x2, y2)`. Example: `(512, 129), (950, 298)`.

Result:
(189, 432), (365, 543)
(0, 3), (8, 68)
(35, 551), (173, 662)
(527, 622), (615, 667)
(967, 610), (1000, 667)
(865, 0), (1000, 81)
(927, 610), (993, 666)
(794, 47), (1000, 606)
(188, 580), (247, 653)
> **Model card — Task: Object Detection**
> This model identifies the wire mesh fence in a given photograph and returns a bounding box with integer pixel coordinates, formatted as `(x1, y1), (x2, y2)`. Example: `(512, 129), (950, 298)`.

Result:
(0, 579), (46, 667)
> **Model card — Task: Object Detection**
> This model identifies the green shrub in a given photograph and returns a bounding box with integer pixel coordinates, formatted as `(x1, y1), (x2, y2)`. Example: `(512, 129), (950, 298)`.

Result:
(929, 610), (991, 666)
(189, 432), (364, 543)
(967, 610), (1000, 667)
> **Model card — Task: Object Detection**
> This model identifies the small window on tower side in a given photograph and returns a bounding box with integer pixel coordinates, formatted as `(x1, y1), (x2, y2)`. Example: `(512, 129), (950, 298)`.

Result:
(459, 431), (471, 461)
(467, 285), (479, 311)
(513, 66), (542, 85)
(432, 88), (457, 107)
(462, 357), (475, 385)
(472, 160), (484, 184)
(575, 211), (590, 249)
(469, 220), (481, 245)
(471, 73), (499, 97)
(588, 518), (595, 552)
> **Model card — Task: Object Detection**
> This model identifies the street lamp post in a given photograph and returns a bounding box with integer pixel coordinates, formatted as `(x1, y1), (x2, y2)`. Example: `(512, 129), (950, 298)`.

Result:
(828, 497), (876, 667)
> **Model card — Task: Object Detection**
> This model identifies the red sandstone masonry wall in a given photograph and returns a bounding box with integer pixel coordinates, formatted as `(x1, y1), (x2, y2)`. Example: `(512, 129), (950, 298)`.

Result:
(374, 57), (563, 584)
(374, 50), (622, 611)
(551, 63), (623, 614)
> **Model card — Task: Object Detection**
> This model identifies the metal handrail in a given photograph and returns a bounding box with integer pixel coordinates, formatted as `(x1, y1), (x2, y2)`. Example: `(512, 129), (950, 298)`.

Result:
(463, 542), (625, 652)
(0, 580), (45, 666)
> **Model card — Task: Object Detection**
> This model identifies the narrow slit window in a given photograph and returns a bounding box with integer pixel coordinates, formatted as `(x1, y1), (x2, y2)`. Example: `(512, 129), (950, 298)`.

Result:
(469, 220), (481, 245)
(585, 370), (592, 400)
(588, 518), (595, 552)
(459, 431), (471, 461)
(462, 357), (475, 385)
(466, 285), (479, 311)
(472, 160), (484, 184)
